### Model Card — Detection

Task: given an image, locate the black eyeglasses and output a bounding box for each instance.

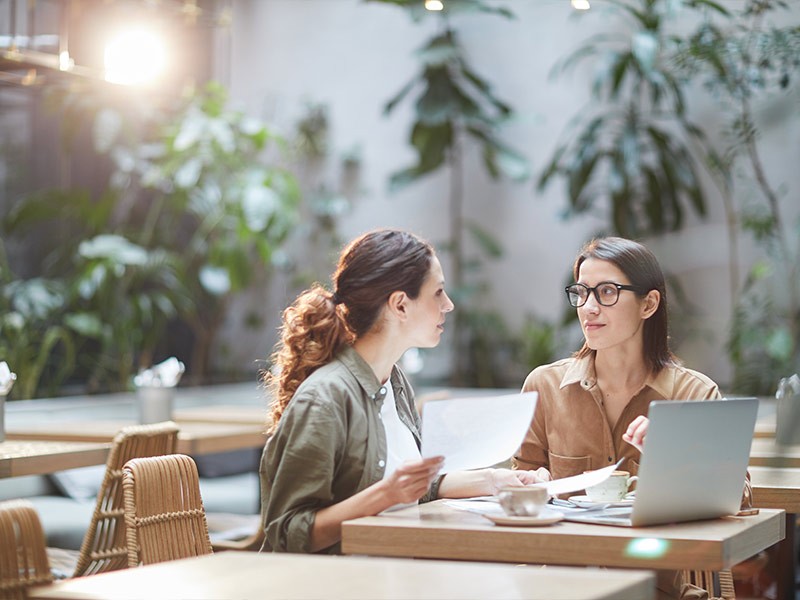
[565,282,640,307]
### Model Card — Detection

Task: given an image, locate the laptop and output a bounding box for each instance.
[563,397,758,527]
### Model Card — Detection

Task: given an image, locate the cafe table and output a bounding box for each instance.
[172,404,268,426]
[27,550,656,600]
[0,440,110,478]
[749,438,800,469]
[750,466,800,600]
[342,499,784,572]
[6,421,266,456]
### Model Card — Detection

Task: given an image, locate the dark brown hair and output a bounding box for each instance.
[573,237,675,373]
[266,229,434,428]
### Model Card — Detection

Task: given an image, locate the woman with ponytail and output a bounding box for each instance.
[260,228,547,554]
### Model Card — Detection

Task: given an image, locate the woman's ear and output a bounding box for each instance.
[387,290,409,321]
[641,290,660,320]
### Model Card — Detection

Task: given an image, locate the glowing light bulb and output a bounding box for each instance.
[104,30,166,86]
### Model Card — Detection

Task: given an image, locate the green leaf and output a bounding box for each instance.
[466,222,503,259]
[384,78,418,115]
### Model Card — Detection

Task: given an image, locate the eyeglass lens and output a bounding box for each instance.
[567,283,622,307]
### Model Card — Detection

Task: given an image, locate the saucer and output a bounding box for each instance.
[567,495,634,508]
[483,508,564,527]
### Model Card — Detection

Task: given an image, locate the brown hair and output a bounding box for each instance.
[573,237,675,373]
[266,229,434,428]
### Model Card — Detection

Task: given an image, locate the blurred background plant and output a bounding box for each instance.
[2,82,299,394]
[673,0,800,393]
[369,0,534,386]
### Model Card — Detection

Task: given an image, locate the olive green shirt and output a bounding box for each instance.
[513,354,721,479]
[259,345,440,554]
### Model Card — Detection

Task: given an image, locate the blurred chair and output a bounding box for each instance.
[122,454,212,567]
[0,499,54,599]
[48,421,180,578]
[681,568,736,600]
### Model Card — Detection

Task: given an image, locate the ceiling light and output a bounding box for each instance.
[425,0,444,11]
[571,0,591,10]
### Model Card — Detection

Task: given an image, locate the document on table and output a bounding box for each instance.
[543,460,622,496]
[421,391,537,473]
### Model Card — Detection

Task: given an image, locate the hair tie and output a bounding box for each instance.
[331,292,343,306]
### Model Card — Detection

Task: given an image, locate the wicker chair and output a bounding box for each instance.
[0,499,54,599]
[122,454,213,567]
[51,421,180,578]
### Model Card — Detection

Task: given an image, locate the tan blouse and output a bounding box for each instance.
[512,354,721,480]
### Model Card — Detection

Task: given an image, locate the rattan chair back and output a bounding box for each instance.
[122,454,212,567]
[0,499,54,599]
[71,421,180,577]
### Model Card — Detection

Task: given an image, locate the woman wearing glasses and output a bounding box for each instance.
[513,236,721,481]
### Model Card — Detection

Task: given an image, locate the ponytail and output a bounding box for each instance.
[265,285,353,430]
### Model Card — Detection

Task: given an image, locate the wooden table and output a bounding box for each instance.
[6,421,266,456]
[342,500,784,572]
[750,438,800,468]
[27,550,656,600]
[0,440,110,478]
[750,466,800,600]
[173,404,268,426]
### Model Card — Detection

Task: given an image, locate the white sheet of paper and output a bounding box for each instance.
[544,460,623,496]
[421,391,537,474]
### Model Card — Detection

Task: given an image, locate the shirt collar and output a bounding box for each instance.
[560,352,672,397]
[337,345,395,402]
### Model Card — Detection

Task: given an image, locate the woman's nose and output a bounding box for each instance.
[443,293,455,312]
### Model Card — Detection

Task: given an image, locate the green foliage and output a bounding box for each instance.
[384,28,529,190]
[539,0,720,238]
[373,0,531,385]
[2,82,299,394]
[672,0,800,393]
[0,240,75,399]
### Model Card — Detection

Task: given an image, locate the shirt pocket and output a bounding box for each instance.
[547,451,591,479]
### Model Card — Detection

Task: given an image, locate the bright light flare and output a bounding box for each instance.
[571,0,591,10]
[624,537,670,559]
[425,0,444,11]
[104,29,166,86]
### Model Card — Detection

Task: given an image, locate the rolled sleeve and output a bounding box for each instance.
[261,395,342,553]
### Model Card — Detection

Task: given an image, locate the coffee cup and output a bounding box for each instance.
[497,485,549,517]
[584,470,637,502]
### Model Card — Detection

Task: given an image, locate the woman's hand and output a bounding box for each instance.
[623,416,649,452]
[384,456,444,505]
[488,467,550,494]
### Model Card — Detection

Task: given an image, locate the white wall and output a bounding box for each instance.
[218,0,800,389]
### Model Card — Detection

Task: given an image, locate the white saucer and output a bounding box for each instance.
[567,495,634,508]
[483,508,564,527]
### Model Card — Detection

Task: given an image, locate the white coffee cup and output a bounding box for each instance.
[584,470,637,503]
[498,485,549,517]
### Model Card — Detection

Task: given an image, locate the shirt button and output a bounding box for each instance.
[379,387,386,396]
[378,460,386,468]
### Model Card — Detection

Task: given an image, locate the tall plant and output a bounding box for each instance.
[674,0,800,393]
[369,0,530,385]
[538,0,728,238]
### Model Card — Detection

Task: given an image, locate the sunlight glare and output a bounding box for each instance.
[104,29,166,86]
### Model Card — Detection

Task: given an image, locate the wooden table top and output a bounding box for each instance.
[749,438,800,469]
[0,440,110,478]
[27,550,656,600]
[173,404,268,426]
[342,500,784,572]
[6,421,266,456]
[750,466,800,513]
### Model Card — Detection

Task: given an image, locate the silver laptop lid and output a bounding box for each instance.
[630,397,758,526]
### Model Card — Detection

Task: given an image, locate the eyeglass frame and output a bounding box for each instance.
[564,281,642,308]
